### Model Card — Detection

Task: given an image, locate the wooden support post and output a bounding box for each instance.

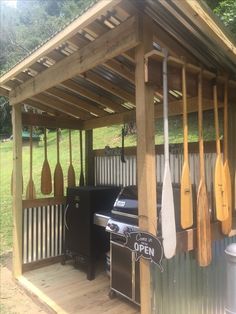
[228,101,236,211]
[135,18,157,314]
[85,130,94,186]
[12,104,23,278]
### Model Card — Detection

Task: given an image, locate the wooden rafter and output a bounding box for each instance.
[60,80,125,113]
[9,16,140,105]
[0,0,123,86]
[83,96,223,130]
[22,112,82,130]
[31,93,92,120]
[24,99,62,116]
[45,87,107,117]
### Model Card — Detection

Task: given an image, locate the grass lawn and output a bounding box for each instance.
[0,111,221,255]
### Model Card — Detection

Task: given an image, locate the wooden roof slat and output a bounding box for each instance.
[0,0,123,85]
[24,99,62,116]
[31,93,92,120]
[46,87,107,117]
[0,87,9,97]
[10,16,140,106]
[22,112,82,130]
[60,80,125,113]
[83,96,223,130]
[81,71,135,103]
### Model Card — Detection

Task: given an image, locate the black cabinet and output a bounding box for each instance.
[64,186,120,280]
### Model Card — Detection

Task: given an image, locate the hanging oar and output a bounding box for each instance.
[213,80,228,221]
[161,48,176,259]
[67,130,76,187]
[196,70,211,266]
[26,126,36,200]
[121,126,126,163]
[54,129,64,197]
[221,78,232,234]
[41,128,52,194]
[79,130,85,186]
[180,62,193,229]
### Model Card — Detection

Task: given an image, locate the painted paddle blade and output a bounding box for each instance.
[26,179,36,200]
[161,164,176,259]
[180,162,193,229]
[41,160,52,194]
[197,180,212,266]
[214,155,228,221]
[54,163,64,197]
[67,164,76,188]
[221,160,232,234]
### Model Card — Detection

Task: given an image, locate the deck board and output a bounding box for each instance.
[20,262,140,314]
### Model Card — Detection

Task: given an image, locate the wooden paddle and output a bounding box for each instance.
[213,80,228,221]
[161,48,176,259]
[180,62,193,229]
[221,78,232,234]
[79,130,85,186]
[54,129,64,197]
[26,126,36,200]
[67,130,76,187]
[196,71,211,266]
[41,128,52,194]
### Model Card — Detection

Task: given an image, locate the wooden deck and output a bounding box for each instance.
[18,261,140,314]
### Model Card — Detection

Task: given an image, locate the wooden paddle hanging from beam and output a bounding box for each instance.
[196,70,212,266]
[180,62,193,229]
[26,126,36,200]
[67,130,76,187]
[41,128,52,194]
[79,130,85,186]
[161,49,176,259]
[213,80,228,222]
[54,129,64,197]
[221,78,232,234]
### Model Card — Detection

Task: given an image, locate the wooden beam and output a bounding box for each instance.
[85,130,94,185]
[135,17,156,314]
[0,87,9,97]
[81,71,135,103]
[24,99,63,116]
[31,93,92,120]
[60,80,125,113]
[179,1,236,60]
[10,16,140,105]
[0,0,123,85]
[12,104,23,278]
[83,96,223,130]
[22,113,82,130]
[46,87,107,117]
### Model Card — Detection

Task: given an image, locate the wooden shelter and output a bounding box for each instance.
[1,1,236,313]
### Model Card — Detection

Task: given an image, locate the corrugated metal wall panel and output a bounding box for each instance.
[151,236,236,314]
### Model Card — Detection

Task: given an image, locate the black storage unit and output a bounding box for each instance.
[63,186,120,280]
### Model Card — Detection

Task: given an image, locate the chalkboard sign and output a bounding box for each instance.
[124,231,164,271]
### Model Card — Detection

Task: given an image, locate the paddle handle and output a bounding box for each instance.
[30,126,33,180]
[44,128,47,160]
[57,129,60,163]
[224,77,228,160]
[80,130,83,169]
[163,48,169,161]
[182,62,188,161]
[69,130,72,165]
[198,70,205,180]
[213,82,221,155]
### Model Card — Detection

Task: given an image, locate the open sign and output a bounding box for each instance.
[124,231,164,271]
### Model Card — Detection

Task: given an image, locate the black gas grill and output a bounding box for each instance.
[105,183,182,305]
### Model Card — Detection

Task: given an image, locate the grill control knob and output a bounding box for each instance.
[124,226,133,234]
[109,223,119,233]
